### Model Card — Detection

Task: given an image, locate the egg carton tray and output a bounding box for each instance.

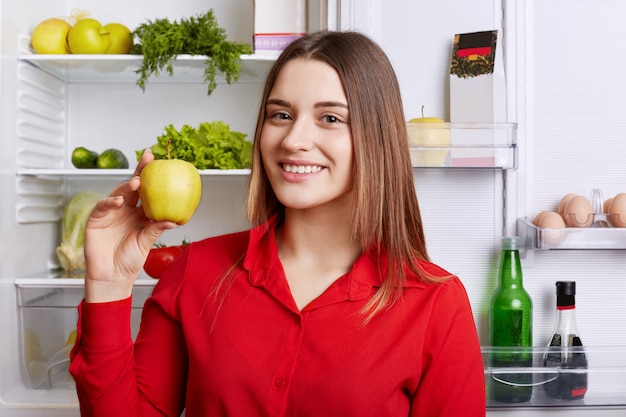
[518,217,626,250]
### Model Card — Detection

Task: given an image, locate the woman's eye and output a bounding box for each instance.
[322,114,340,123]
[270,111,291,120]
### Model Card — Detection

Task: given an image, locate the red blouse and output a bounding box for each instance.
[70,218,486,416]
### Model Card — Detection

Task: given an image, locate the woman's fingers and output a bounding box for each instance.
[134,148,155,176]
[140,219,178,250]
[102,176,141,209]
[125,149,154,208]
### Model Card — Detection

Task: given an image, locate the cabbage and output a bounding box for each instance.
[55,191,104,277]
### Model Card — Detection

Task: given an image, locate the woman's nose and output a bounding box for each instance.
[280,118,314,152]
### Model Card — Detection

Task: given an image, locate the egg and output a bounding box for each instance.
[532,210,551,227]
[604,197,613,215]
[535,210,566,246]
[558,193,578,216]
[536,211,566,229]
[562,195,594,227]
[607,193,626,227]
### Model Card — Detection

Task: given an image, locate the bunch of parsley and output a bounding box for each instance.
[130,10,252,95]
[138,121,252,170]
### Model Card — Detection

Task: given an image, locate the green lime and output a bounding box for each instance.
[71,147,99,169]
[96,148,129,169]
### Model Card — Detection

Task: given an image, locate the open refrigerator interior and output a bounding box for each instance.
[0,0,279,413]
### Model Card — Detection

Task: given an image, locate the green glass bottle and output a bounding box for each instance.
[488,236,533,403]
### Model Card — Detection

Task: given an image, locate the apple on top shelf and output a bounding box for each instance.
[31,12,133,55]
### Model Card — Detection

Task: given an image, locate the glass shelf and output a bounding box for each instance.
[19,53,275,84]
[17,36,275,84]
[407,122,517,169]
[16,168,251,179]
[483,345,626,408]
[518,217,626,250]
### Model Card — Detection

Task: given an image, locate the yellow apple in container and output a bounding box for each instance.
[139,143,202,225]
[407,106,451,167]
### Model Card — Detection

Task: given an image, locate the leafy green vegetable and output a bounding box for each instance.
[130,10,252,95]
[138,121,252,170]
[56,191,105,277]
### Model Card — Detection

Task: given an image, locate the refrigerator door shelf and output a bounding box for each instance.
[483,345,626,408]
[407,122,517,169]
[518,218,626,250]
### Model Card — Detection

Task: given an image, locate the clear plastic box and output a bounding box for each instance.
[15,278,155,389]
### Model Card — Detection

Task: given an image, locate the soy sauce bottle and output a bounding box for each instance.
[543,281,588,400]
[488,237,533,403]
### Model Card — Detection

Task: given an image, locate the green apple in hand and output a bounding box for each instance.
[139,151,202,225]
[407,105,451,167]
[67,18,110,54]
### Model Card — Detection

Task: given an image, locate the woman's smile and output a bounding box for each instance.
[282,163,324,174]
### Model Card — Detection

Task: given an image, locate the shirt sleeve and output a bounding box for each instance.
[69,257,189,416]
[69,298,139,416]
[410,278,486,417]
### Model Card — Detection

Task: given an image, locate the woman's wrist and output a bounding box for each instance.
[84,278,134,303]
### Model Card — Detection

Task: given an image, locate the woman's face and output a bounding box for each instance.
[260,58,354,213]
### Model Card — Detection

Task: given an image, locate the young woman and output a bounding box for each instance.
[70,31,485,416]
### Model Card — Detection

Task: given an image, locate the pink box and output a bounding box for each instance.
[254,0,306,56]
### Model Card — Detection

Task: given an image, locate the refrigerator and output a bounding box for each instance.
[1,0,626,415]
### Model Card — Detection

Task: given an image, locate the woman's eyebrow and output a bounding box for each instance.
[265,98,348,110]
[314,101,348,109]
[266,98,290,107]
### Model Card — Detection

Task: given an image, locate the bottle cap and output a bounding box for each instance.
[501,236,520,250]
[556,281,576,307]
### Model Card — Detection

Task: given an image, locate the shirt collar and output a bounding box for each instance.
[242,215,428,305]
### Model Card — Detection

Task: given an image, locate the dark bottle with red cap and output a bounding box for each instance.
[542,281,588,400]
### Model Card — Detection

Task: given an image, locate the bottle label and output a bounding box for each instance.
[543,334,588,400]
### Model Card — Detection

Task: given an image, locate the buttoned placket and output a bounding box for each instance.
[243,219,382,415]
[245,232,306,416]
[265,311,303,416]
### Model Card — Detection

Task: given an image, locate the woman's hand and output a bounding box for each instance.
[84,149,177,303]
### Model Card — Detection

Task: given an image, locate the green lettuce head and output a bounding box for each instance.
[55,191,104,277]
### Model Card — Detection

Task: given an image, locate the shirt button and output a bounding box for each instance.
[275,378,287,388]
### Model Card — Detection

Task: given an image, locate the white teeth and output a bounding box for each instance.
[283,164,322,174]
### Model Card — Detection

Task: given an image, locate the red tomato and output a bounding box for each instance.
[143,245,184,279]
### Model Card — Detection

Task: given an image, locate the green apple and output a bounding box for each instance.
[139,159,202,225]
[104,23,133,54]
[31,18,72,54]
[407,106,451,167]
[67,18,110,54]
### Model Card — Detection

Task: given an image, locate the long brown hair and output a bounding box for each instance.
[244,31,438,320]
